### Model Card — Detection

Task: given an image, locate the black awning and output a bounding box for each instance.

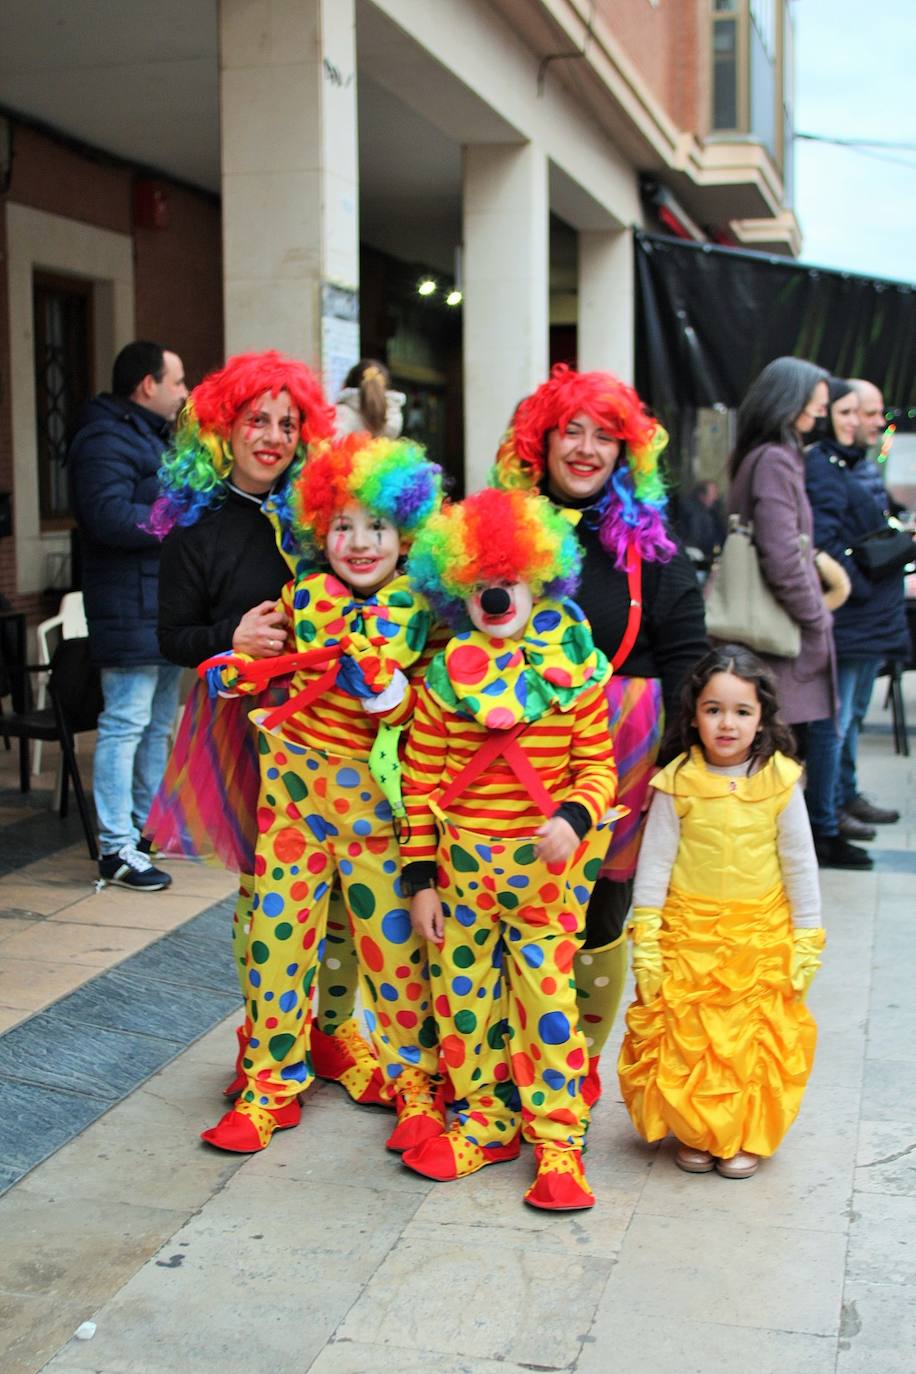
[634,230,916,415]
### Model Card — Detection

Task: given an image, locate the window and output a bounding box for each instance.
[710,0,786,156]
[33,273,93,524]
[712,11,740,131]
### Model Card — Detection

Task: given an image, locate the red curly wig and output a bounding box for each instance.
[190,350,334,444]
[500,364,661,485]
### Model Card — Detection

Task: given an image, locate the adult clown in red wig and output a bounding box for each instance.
[148,351,386,1108]
[492,365,707,1103]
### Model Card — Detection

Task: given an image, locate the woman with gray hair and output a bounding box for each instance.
[726,357,870,870]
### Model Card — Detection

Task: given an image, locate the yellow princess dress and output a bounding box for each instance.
[617,748,823,1160]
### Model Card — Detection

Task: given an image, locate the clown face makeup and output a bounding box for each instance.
[229,389,301,494]
[327,501,404,596]
[467,581,534,639]
[545,410,621,502]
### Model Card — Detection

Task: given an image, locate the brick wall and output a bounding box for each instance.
[0,122,223,612]
[134,184,223,391]
[595,0,704,136]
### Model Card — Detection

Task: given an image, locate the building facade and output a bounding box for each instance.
[0,0,797,614]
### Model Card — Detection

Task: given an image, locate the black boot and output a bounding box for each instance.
[813,833,874,870]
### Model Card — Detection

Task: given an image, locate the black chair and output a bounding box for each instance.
[878,603,916,758]
[0,636,102,858]
[0,603,28,751]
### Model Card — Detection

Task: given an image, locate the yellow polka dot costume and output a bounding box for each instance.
[198,435,447,1155]
[400,488,622,1210]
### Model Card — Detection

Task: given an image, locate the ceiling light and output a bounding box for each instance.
[446,289,463,306]
[418,278,436,296]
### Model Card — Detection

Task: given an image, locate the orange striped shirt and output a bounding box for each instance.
[401,681,617,862]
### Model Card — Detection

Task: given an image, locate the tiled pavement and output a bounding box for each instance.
[0,688,914,1374]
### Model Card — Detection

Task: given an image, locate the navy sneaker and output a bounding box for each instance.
[98,843,172,891]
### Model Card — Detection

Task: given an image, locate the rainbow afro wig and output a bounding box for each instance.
[293,433,443,554]
[149,350,335,537]
[491,364,675,569]
[408,487,581,626]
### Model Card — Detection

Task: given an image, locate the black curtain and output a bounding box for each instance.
[635,229,916,417]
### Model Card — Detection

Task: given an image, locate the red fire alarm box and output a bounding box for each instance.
[133,179,170,230]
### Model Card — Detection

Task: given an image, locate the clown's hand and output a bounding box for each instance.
[630,907,664,1003]
[361,668,408,714]
[410,889,445,947]
[535,815,579,866]
[791,927,826,998]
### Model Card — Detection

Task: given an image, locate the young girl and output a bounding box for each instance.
[618,645,825,1178]
[400,488,620,1210]
[199,433,446,1155]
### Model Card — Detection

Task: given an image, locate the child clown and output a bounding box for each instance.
[199,434,446,1155]
[399,487,620,1210]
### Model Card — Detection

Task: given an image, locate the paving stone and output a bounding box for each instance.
[0,1008,182,1100]
[189,1171,423,1283]
[115,926,238,995]
[0,1186,185,1306]
[335,1234,613,1368]
[0,1293,91,1374]
[41,1227,364,1374]
[847,1190,916,1286]
[0,1159,23,1190]
[595,1210,846,1335]
[406,1147,644,1260]
[0,1080,109,1177]
[53,890,221,932]
[854,1119,916,1197]
[53,967,239,1041]
[0,918,151,967]
[308,1345,542,1374]
[860,1058,916,1122]
[837,1280,916,1373]
[577,1311,837,1374]
[633,1083,858,1235]
[0,956,96,1013]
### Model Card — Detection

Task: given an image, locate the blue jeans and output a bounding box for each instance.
[94,664,183,854]
[803,714,841,837]
[836,657,881,810]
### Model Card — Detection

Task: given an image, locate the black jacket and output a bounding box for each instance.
[563,511,708,722]
[67,395,170,666]
[805,438,910,662]
[158,488,293,667]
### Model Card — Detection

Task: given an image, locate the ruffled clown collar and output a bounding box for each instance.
[291,571,430,694]
[426,597,609,728]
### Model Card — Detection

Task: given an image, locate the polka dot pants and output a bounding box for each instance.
[239,729,438,1112]
[431,815,609,1151]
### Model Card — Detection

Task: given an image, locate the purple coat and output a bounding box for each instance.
[727,442,835,725]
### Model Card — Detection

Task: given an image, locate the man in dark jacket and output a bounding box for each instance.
[69,341,187,889]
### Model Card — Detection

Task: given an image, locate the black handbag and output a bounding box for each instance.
[847,524,916,581]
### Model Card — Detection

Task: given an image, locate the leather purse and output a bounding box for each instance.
[847,524,916,581]
[705,514,802,658]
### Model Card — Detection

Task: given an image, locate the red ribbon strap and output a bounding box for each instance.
[610,544,643,671]
[438,719,558,819]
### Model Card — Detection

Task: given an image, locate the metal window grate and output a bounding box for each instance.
[33,273,93,523]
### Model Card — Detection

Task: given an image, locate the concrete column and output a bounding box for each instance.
[463,143,549,491]
[219,0,359,395]
[577,228,633,382]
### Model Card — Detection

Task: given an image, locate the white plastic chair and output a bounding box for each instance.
[32,591,88,774]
